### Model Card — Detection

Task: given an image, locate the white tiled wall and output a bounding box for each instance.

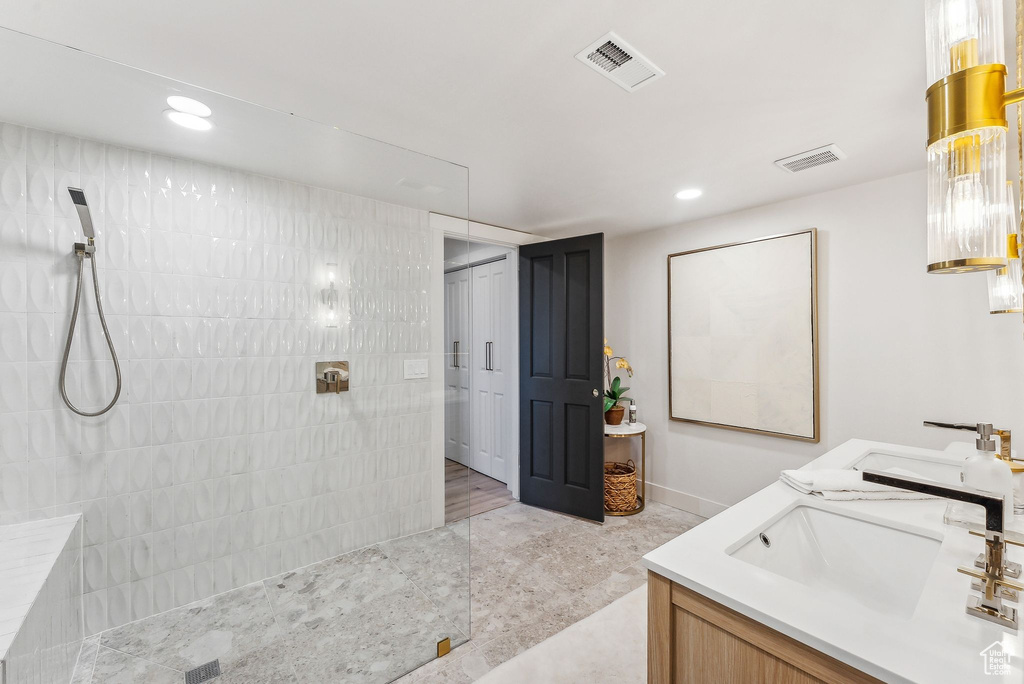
[0,122,437,634]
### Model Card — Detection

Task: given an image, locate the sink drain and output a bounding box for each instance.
[759,532,771,548]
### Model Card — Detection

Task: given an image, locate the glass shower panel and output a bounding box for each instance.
[0,26,469,684]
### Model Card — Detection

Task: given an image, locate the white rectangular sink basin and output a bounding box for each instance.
[728,504,942,619]
[849,450,962,485]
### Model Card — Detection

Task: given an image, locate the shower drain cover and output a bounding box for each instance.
[185,660,221,683]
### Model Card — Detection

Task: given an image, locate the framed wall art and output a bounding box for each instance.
[667,229,818,442]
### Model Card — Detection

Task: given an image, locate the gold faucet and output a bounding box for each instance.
[958,533,1024,617]
[996,428,1013,462]
[924,422,1018,463]
[863,469,1023,630]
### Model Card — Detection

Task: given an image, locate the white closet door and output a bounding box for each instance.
[487,257,510,484]
[469,258,510,483]
[470,263,495,478]
[444,269,470,467]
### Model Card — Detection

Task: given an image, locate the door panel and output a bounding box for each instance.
[444,269,470,467]
[564,403,592,488]
[488,259,509,483]
[519,233,604,522]
[471,264,493,477]
[467,257,511,483]
[529,255,553,377]
[492,390,506,482]
[529,399,554,480]
[564,250,591,380]
[444,271,457,460]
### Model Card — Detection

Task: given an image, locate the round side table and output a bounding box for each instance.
[604,421,646,516]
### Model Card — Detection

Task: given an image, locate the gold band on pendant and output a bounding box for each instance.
[927,257,1008,274]
[926,64,1008,147]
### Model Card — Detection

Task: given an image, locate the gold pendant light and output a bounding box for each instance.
[925,0,1010,274]
[925,0,1024,333]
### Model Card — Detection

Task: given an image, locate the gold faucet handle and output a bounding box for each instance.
[994,427,1024,464]
[969,529,1024,548]
[958,565,1024,593]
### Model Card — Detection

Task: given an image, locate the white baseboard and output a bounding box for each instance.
[646,482,729,519]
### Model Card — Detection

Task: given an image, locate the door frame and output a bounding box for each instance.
[431,213,548,509]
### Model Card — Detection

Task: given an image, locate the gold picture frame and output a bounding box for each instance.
[667,229,819,442]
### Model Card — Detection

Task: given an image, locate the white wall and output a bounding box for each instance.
[605,171,1024,515]
[0,122,440,635]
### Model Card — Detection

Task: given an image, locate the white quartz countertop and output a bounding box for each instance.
[0,515,80,660]
[642,439,1024,684]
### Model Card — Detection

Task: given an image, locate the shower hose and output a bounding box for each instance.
[58,249,122,417]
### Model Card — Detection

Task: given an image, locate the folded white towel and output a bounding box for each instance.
[779,468,934,501]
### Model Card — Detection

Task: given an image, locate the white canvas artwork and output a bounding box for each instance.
[668,229,818,441]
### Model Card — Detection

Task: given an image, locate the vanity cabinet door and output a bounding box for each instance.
[648,572,882,684]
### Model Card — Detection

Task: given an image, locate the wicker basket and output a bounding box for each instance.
[604,460,637,512]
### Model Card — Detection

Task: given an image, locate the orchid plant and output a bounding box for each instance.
[603,338,633,413]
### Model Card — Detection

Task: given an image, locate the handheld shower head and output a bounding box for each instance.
[67,187,95,240]
[60,185,122,417]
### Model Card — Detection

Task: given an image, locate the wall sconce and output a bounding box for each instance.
[321,262,339,328]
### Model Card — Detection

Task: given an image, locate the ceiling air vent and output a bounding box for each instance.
[774,144,847,173]
[575,32,665,92]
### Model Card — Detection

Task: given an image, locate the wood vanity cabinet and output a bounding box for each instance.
[647,572,883,684]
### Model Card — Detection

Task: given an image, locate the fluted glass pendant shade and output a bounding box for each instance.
[927,129,1008,272]
[925,0,1003,83]
[925,0,1008,274]
[988,183,1023,313]
[987,262,1023,312]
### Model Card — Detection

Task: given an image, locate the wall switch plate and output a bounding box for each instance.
[404,359,428,380]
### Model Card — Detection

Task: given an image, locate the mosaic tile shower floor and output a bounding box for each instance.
[70,501,703,683]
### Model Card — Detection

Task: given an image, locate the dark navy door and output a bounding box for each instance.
[518,233,604,522]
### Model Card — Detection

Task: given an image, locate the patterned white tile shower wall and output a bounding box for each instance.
[0,122,438,635]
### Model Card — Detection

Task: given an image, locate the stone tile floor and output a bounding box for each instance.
[474,586,647,684]
[398,502,704,683]
[70,501,703,683]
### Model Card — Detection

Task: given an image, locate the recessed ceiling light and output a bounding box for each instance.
[166,96,212,118]
[675,188,702,200]
[165,110,213,131]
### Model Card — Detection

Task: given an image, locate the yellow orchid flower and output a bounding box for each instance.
[604,345,614,357]
[616,358,630,370]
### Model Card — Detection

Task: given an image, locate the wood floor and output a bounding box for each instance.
[445,459,515,523]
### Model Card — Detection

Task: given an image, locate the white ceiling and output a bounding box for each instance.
[1,1,927,237]
[0,29,469,217]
